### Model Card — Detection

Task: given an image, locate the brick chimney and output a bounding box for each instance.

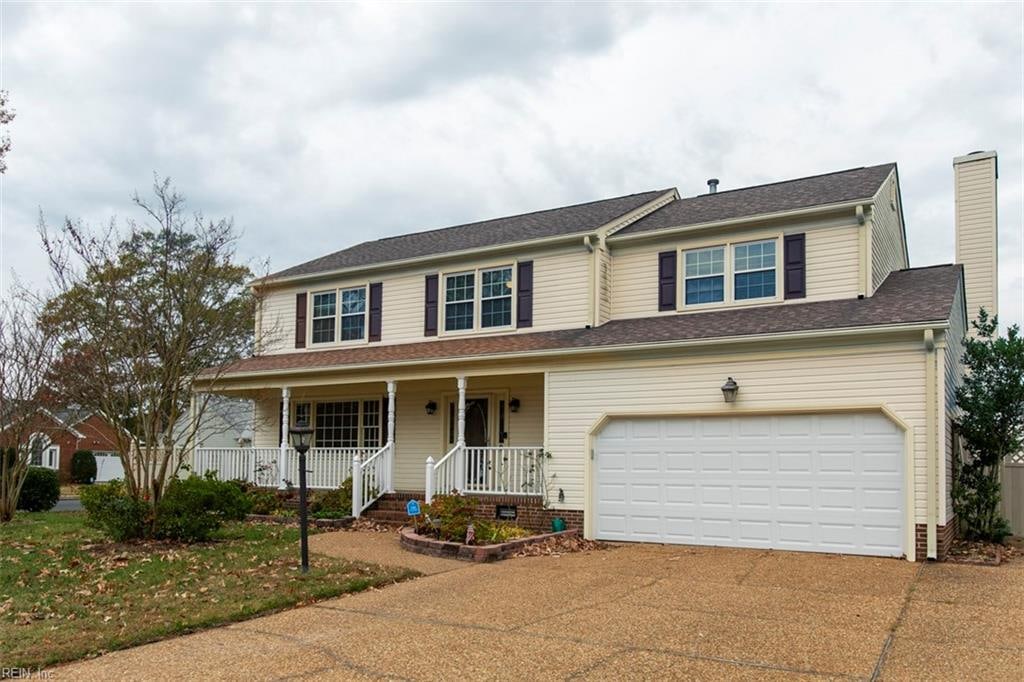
[954,150,998,333]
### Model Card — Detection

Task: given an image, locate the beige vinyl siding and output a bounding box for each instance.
[609,220,861,319]
[545,340,928,520]
[942,280,967,522]
[257,245,592,354]
[252,374,544,491]
[955,155,999,324]
[870,172,908,292]
[597,246,612,325]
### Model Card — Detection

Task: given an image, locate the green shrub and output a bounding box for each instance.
[70,450,98,484]
[414,494,478,542]
[472,520,531,544]
[16,467,61,512]
[247,488,282,515]
[311,509,349,519]
[154,473,253,542]
[80,480,149,540]
[311,477,353,516]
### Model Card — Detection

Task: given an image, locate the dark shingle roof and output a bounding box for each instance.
[217,264,961,377]
[614,163,896,237]
[270,190,671,280]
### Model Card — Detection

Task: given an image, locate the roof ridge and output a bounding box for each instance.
[685,162,896,199]
[370,188,672,244]
[896,263,958,272]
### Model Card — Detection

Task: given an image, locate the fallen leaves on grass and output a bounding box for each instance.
[345,518,396,533]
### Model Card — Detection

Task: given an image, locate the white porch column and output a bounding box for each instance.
[352,453,363,517]
[386,380,396,492]
[455,376,466,492]
[278,387,290,490]
[425,457,435,504]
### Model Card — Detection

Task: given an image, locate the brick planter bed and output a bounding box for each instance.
[247,513,354,530]
[399,526,580,563]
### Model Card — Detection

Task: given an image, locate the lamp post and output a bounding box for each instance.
[288,424,314,573]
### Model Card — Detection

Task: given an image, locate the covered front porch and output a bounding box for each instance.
[192,372,547,516]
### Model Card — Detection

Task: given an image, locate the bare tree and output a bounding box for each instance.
[0,90,14,174]
[0,295,58,522]
[39,177,266,520]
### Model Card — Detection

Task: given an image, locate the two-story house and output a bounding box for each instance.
[195,150,1001,562]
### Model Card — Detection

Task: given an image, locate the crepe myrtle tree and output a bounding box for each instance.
[953,309,1024,542]
[0,295,58,522]
[39,176,269,521]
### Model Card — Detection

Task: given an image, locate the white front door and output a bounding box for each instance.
[45,445,60,470]
[593,413,905,557]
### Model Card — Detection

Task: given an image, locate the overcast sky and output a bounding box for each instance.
[1,2,1022,329]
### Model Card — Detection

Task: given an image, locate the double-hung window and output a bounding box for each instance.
[684,246,725,305]
[445,272,475,331]
[733,240,777,300]
[480,267,512,328]
[311,291,336,343]
[340,287,367,341]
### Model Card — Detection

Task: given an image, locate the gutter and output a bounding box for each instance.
[197,319,949,385]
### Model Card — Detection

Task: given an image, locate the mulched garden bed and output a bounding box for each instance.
[400,526,581,562]
[512,534,611,557]
[945,538,1021,566]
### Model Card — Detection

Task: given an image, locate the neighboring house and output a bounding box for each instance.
[194,150,1001,562]
[175,396,254,449]
[0,406,122,482]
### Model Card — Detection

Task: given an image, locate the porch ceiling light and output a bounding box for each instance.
[721,377,739,403]
[425,400,438,416]
[509,398,521,413]
[288,425,314,453]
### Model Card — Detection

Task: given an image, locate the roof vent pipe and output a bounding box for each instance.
[707,178,719,194]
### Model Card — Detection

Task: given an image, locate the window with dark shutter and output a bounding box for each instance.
[368,282,383,342]
[295,293,307,348]
[516,260,533,328]
[658,251,677,311]
[424,274,439,336]
[783,233,806,299]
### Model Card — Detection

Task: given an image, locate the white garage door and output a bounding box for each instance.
[594,413,905,557]
[94,452,125,482]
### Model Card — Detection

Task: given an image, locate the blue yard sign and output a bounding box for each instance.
[406,499,421,516]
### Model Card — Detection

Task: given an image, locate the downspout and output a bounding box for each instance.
[584,235,596,327]
[924,329,938,559]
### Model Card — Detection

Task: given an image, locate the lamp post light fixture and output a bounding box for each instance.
[288,424,314,574]
[721,377,739,403]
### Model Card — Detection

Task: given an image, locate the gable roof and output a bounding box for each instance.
[269,189,671,281]
[214,264,961,377]
[614,163,896,237]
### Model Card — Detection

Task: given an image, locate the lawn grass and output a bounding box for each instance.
[0,512,418,669]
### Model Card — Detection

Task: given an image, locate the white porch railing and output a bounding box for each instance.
[352,443,392,516]
[426,446,545,502]
[193,447,374,490]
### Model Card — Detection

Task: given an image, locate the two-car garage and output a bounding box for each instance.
[593,412,906,557]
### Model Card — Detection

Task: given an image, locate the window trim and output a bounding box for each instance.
[438,261,517,336]
[306,283,370,348]
[677,234,782,311]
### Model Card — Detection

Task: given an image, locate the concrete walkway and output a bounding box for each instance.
[57,536,1024,680]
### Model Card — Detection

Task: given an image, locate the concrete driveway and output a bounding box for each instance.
[59,535,1024,680]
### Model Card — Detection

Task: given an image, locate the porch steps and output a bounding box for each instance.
[361,492,425,524]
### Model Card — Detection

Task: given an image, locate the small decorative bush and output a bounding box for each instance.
[472,520,531,544]
[414,494,479,542]
[70,449,97,484]
[80,480,149,540]
[247,488,283,515]
[154,473,253,542]
[16,467,61,512]
[311,477,353,516]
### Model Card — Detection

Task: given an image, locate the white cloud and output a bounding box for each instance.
[1,1,1021,328]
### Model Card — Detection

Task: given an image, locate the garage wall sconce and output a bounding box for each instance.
[721,377,739,403]
[509,398,521,413]
[424,400,438,415]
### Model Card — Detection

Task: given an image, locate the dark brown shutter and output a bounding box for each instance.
[658,251,677,311]
[295,293,307,348]
[424,274,439,336]
[368,282,383,342]
[784,233,806,299]
[516,260,534,328]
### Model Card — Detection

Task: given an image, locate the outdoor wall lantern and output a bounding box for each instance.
[509,398,521,413]
[721,377,739,403]
[424,400,438,415]
[288,424,314,574]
